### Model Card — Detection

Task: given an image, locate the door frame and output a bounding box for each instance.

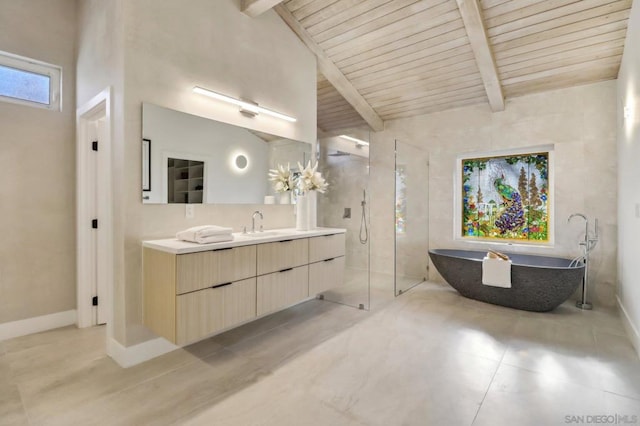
[76,87,113,331]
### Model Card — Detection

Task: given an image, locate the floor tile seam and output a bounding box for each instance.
[168,365,276,425]
[470,345,507,426]
[218,320,297,351]
[219,304,368,351]
[74,352,218,403]
[9,352,119,393]
[497,358,622,395]
[602,389,640,402]
[216,301,349,349]
[23,348,253,424]
[170,382,305,426]
[16,381,33,426]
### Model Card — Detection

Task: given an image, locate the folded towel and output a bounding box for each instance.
[482,257,512,288]
[194,234,234,245]
[176,225,233,244]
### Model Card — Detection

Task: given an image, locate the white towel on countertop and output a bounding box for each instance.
[189,234,234,245]
[482,257,512,288]
[176,225,233,244]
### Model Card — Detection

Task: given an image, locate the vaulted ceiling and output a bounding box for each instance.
[242,0,632,133]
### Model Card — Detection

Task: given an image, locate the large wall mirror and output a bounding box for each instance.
[142,103,312,204]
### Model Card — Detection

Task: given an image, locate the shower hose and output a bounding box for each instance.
[359,193,368,244]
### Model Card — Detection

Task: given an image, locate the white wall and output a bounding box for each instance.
[0,0,77,325]
[121,0,316,346]
[372,81,618,306]
[617,0,640,353]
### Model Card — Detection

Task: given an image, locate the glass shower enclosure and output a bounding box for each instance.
[395,140,429,295]
[315,135,370,310]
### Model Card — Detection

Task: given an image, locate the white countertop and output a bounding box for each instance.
[142,227,346,254]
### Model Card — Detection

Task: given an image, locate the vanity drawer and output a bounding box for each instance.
[176,277,256,345]
[256,265,309,316]
[256,238,309,275]
[309,256,345,295]
[176,245,257,294]
[309,233,345,263]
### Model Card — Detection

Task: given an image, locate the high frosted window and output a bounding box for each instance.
[0,51,61,110]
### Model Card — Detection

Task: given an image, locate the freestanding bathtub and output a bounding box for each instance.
[428,249,585,312]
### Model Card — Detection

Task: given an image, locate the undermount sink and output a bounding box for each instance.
[235,231,287,239]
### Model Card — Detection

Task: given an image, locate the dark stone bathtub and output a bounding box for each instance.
[428,249,585,312]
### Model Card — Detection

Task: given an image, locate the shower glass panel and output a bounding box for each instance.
[315,136,370,310]
[395,140,429,296]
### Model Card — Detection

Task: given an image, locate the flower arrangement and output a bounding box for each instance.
[268,163,295,193]
[297,161,328,194]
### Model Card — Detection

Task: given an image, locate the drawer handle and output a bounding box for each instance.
[213,247,233,252]
[324,257,335,262]
[278,239,294,243]
[210,282,233,289]
[279,267,293,273]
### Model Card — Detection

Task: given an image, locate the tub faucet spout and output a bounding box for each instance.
[567,213,587,223]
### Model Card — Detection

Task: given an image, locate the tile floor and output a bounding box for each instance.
[1,281,639,426]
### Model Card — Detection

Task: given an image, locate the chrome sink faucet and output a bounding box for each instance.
[251,210,263,233]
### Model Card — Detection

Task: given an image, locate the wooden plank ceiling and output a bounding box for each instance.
[275,0,631,133]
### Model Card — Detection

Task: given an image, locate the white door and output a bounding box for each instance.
[95,117,108,325]
[87,118,107,325]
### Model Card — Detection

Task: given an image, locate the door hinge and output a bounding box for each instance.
[92,141,98,151]
[92,296,98,306]
[91,219,98,229]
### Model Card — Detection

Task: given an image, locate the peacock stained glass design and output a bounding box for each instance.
[462,152,549,242]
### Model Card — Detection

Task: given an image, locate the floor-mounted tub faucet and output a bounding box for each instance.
[567,213,599,310]
[252,210,263,233]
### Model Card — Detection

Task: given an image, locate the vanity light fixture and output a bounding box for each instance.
[193,86,296,122]
[339,134,369,147]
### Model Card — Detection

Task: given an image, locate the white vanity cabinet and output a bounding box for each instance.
[143,228,345,346]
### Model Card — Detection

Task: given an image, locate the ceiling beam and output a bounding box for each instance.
[274,4,385,132]
[456,0,505,112]
[242,0,283,18]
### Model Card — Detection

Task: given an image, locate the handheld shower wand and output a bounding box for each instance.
[359,189,368,244]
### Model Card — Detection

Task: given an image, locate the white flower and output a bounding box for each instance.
[297,161,328,194]
[268,163,294,193]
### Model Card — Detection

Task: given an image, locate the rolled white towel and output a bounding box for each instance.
[176,225,233,244]
[482,257,512,288]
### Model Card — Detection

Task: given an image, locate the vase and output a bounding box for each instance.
[307,190,317,230]
[278,191,291,204]
[295,191,317,231]
[296,194,309,230]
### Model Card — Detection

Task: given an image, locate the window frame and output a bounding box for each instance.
[453,145,555,247]
[0,50,62,111]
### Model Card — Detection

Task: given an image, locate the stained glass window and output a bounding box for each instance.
[461,152,550,242]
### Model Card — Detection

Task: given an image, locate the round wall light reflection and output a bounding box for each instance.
[235,154,248,170]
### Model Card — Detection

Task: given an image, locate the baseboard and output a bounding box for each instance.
[617,296,640,359]
[107,336,178,368]
[0,310,77,341]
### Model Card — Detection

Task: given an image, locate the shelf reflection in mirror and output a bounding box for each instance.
[141,103,312,204]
